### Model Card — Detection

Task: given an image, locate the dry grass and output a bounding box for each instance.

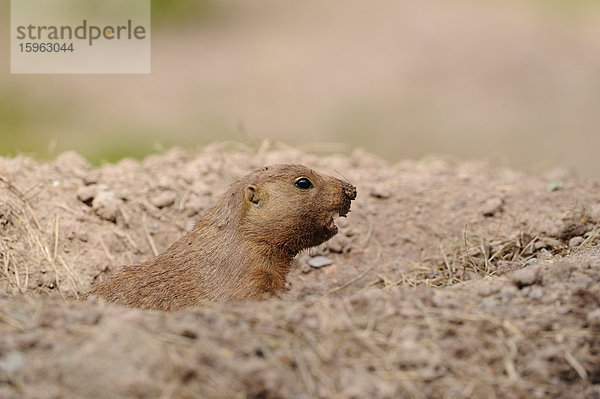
[388,228,543,289]
[0,176,82,297]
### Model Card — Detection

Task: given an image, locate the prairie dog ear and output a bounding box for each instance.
[245,185,261,206]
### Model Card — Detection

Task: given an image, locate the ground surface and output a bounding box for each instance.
[0,145,599,398]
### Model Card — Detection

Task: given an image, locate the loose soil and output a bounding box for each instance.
[1,144,599,398]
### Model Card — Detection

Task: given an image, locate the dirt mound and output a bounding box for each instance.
[1,145,599,398]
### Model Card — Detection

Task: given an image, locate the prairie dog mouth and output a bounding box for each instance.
[325,212,340,233]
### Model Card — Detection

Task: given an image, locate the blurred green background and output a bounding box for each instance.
[2,0,600,176]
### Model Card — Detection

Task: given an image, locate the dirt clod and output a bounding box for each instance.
[91,189,121,222]
[326,233,352,253]
[481,197,503,216]
[150,191,177,209]
[511,265,541,288]
[370,183,392,199]
[76,185,96,205]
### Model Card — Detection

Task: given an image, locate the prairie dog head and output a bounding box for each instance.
[238,164,356,254]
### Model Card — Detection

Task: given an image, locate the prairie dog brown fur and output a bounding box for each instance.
[83,164,357,311]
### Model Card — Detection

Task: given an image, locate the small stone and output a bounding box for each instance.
[568,236,585,249]
[511,265,541,288]
[496,260,521,274]
[150,191,177,209]
[83,171,99,185]
[545,181,564,192]
[335,218,357,237]
[524,258,539,266]
[536,249,553,261]
[92,190,121,222]
[327,234,351,253]
[370,183,392,199]
[481,197,503,217]
[308,256,333,268]
[307,244,327,257]
[538,218,564,238]
[587,308,600,327]
[76,185,97,205]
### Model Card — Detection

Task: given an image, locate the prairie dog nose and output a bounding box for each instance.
[343,181,357,200]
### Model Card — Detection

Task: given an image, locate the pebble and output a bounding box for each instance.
[545,181,564,192]
[533,237,562,252]
[92,190,121,222]
[307,244,327,257]
[76,185,97,205]
[370,183,392,199]
[150,191,177,209]
[481,197,503,217]
[308,256,333,268]
[524,258,539,266]
[328,234,351,253]
[83,170,99,185]
[511,265,541,288]
[536,249,553,261]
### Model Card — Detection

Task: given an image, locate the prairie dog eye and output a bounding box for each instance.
[294,177,313,190]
